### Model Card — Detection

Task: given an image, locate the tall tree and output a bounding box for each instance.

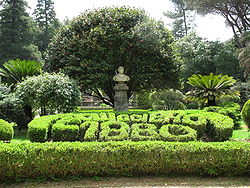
[176,32,242,90]
[45,7,179,107]
[186,0,250,47]
[33,0,60,56]
[238,32,250,79]
[0,0,41,65]
[164,0,195,38]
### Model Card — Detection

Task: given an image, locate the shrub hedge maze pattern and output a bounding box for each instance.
[28,110,234,142]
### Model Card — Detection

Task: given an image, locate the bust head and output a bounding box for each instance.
[118,66,124,74]
[113,66,130,83]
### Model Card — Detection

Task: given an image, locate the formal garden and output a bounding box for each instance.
[0,1,250,185]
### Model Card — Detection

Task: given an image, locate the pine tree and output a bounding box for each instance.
[33,0,60,56]
[164,0,195,39]
[0,0,41,65]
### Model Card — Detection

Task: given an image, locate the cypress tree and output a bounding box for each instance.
[0,0,41,65]
[33,0,60,56]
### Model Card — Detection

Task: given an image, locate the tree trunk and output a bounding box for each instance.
[207,96,216,106]
[21,104,33,130]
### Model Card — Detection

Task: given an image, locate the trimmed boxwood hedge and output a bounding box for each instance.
[0,119,14,141]
[159,124,197,142]
[27,110,234,142]
[1,141,250,181]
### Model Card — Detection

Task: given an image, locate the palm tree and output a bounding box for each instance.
[186,73,239,106]
[0,59,42,85]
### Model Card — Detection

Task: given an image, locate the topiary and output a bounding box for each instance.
[0,119,14,141]
[242,99,250,129]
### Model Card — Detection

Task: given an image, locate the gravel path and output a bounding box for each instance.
[1,176,250,188]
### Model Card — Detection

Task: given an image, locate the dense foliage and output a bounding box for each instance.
[33,0,60,56]
[238,32,250,78]
[151,89,186,110]
[45,7,179,106]
[176,33,242,88]
[0,119,14,141]
[187,73,239,106]
[204,102,241,129]
[27,110,234,142]
[0,84,26,130]
[1,141,250,181]
[242,99,250,129]
[15,72,81,116]
[0,0,41,65]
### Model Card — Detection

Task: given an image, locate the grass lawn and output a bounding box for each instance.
[230,120,250,140]
[12,129,30,143]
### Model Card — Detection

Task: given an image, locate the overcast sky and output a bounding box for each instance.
[27,0,234,41]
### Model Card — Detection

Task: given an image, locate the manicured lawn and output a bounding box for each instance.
[231,121,250,140]
[12,129,30,143]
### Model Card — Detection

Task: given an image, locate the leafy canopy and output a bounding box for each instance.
[187,73,239,106]
[15,72,81,115]
[175,32,242,90]
[45,6,179,106]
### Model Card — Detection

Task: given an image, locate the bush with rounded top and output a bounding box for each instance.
[0,119,14,141]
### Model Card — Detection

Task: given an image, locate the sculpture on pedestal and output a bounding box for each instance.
[113,66,130,111]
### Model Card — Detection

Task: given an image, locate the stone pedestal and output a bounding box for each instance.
[114,83,129,111]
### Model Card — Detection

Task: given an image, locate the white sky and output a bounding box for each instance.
[27,0,234,41]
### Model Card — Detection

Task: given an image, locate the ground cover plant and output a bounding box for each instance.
[27,110,234,142]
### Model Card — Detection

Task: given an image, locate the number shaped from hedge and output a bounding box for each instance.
[99,121,130,141]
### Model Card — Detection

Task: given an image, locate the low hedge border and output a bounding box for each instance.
[0,141,250,181]
[28,110,234,142]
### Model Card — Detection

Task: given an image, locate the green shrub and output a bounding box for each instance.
[99,121,130,141]
[205,112,234,141]
[79,121,99,141]
[117,114,130,123]
[0,119,14,141]
[52,123,79,141]
[27,110,234,142]
[0,84,26,130]
[99,113,116,122]
[130,114,148,123]
[181,114,207,138]
[131,123,159,141]
[1,141,250,181]
[151,89,187,110]
[204,104,241,129]
[28,115,60,142]
[159,124,197,142]
[242,99,250,129]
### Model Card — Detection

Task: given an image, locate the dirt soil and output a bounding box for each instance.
[1,176,250,188]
